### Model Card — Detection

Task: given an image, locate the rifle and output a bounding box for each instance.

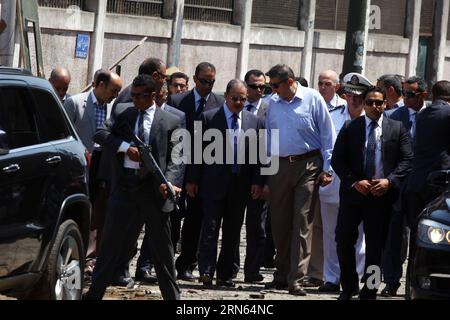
[132,133,179,213]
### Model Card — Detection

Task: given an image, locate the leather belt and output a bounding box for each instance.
[280,149,321,163]
[123,167,140,175]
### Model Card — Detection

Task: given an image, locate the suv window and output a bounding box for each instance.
[31,88,70,142]
[0,86,39,149]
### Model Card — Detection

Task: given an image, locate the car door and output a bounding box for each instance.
[0,83,58,277]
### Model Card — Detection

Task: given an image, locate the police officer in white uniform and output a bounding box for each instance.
[318,72,370,293]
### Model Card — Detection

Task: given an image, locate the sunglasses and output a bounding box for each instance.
[365,99,385,106]
[229,96,247,103]
[197,78,215,86]
[403,90,421,98]
[247,83,266,90]
[269,78,287,89]
[131,92,151,99]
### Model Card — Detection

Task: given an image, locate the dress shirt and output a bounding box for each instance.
[265,82,336,171]
[223,103,242,130]
[193,88,210,113]
[364,115,384,179]
[118,104,156,169]
[244,98,262,116]
[327,94,347,111]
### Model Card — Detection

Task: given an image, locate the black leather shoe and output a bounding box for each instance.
[264,281,288,290]
[301,276,324,288]
[318,282,340,293]
[380,282,401,297]
[111,275,134,287]
[177,270,197,282]
[337,289,359,300]
[216,279,236,288]
[289,285,307,296]
[198,274,213,287]
[244,274,264,283]
[135,270,158,284]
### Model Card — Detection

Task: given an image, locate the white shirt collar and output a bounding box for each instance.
[364,114,383,128]
[142,103,156,115]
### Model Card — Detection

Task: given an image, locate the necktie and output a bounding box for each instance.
[409,112,416,139]
[364,121,377,179]
[195,98,206,119]
[231,113,239,174]
[138,110,146,143]
[246,104,254,113]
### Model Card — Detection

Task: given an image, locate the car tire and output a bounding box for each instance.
[29,219,85,300]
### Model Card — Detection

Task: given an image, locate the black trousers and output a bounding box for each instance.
[85,173,180,300]
[244,199,268,277]
[175,195,203,273]
[336,196,391,297]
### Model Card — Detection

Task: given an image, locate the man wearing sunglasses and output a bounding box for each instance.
[168,71,189,95]
[167,62,225,282]
[263,64,335,296]
[112,57,168,114]
[331,86,413,300]
[376,74,404,110]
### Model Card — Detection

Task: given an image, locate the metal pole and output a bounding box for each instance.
[167,0,184,67]
[341,0,370,77]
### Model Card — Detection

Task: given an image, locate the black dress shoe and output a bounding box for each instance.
[301,276,324,288]
[198,274,213,287]
[380,282,401,297]
[111,275,134,287]
[244,274,264,283]
[289,286,307,296]
[318,282,340,293]
[264,281,288,290]
[177,270,197,282]
[216,279,236,288]
[337,289,359,300]
[135,270,158,284]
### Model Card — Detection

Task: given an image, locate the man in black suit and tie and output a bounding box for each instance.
[83,74,183,300]
[404,80,450,262]
[185,79,263,287]
[167,62,225,281]
[331,86,413,300]
[242,69,270,283]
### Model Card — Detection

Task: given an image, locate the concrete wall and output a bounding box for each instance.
[35,7,428,96]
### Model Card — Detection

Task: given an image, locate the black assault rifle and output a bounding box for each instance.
[132,133,179,213]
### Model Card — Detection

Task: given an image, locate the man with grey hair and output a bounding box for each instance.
[185,79,263,287]
[49,67,71,103]
[318,70,347,112]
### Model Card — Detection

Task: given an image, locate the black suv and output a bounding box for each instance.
[0,67,91,300]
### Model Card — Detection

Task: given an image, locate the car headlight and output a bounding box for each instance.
[418,219,450,245]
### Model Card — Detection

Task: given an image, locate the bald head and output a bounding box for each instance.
[318,69,340,103]
[49,67,71,102]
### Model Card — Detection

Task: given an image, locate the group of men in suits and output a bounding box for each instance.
[59,56,449,300]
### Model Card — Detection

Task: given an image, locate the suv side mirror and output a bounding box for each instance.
[427,170,450,189]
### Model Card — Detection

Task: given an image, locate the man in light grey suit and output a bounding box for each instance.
[242,69,271,283]
[63,69,123,273]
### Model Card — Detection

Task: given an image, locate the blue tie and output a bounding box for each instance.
[195,98,206,119]
[231,113,239,174]
[138,110,146,143]
[365,121,377,179]
[246,104,254,113]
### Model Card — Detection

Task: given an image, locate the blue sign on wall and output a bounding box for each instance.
[75,34,90,59]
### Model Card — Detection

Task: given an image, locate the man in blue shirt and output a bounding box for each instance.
[264,64,335,296]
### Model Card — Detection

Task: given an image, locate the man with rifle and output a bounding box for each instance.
[83,74,184,300]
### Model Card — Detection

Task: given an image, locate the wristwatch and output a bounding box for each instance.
[326,170,334,177]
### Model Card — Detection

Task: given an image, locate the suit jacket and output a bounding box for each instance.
[63,91,112,153]
[255,100,269,125]
[405,99,450,193]
[161,103,187,129]
[385,106,411,131]
[166,89,224,134]
[111,85,132,115]
[331,116,413,204]
[93,106,184,193]
[186,106,263,200]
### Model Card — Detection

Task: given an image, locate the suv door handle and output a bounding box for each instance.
[46,155,62,165]
[3,164,20,174]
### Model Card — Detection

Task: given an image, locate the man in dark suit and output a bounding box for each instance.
[185,79,263,287]
[380,76,428,296]
[331,86,413,300]
[112,57,167,112]
[166,62,225,281]
[404,80,450,263]
[241,69,270,283]
[83,74,183,300]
